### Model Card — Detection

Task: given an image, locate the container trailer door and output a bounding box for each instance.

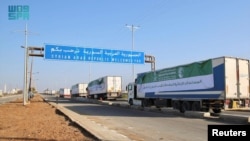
[225,57,238,99]
[237,59,250,98]
[107,76,121,93]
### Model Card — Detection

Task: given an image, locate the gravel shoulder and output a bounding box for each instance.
[0,94,97,141]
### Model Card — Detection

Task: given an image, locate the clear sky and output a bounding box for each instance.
[1,0,250,93]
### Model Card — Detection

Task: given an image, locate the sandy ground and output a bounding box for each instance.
[0,94,98,141]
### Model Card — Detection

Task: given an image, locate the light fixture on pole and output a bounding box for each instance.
[20,23,29,105]
[126,24,140,81]
[19,24,39,105]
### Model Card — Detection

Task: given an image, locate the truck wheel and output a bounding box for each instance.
[142,99,149,107]
[154,99,167,108]
[212,109,221,113]
[191,102,201,111]
[180,101,190,113]
[180,105,185,113]
[173,101,180,110]
[129,99,133,105]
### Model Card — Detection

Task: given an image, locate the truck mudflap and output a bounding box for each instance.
[202,100,224,113]
[224,99,250,109]
[107,92,122,100]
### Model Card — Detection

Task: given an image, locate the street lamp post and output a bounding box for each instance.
[19,24,38,105]
[21,45,28,105]
[21,24,29,105]
[126,24,140,81]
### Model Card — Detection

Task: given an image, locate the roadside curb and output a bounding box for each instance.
[43,98,131,141]
[219,114,250,124]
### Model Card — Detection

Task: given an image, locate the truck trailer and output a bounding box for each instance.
[126,56,250,113]
[71,83,88,97]
[87,76,122,100]
[59,88,71,98]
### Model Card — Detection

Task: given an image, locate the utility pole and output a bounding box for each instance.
[20,24,38,105]
[126,24,140,81]
[18,24,29,105]
[28,49,33,97]
[24,23,28,105]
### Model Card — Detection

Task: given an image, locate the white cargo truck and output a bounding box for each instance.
[71,83,88,97]
[49,90,56,95]
[59,88,71,98]
[87,76,122,100]
[126,56,250,113]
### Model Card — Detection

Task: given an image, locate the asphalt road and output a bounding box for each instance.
[43,95,244,141]
[0,94,22,105]
[1,94,249,140]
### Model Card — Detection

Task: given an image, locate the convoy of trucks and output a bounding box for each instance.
[86,76,122,100]
[46,56,249,114]
[126,56,250,113]
[71,83,88,97]
[43,89,56,95]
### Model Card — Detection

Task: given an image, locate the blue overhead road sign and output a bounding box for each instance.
[44,44,145,64]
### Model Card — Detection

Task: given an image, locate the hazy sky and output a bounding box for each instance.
[1,0,250,92]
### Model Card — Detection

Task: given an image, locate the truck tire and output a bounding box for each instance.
[180,101,191,113]
[129,99,133,105]
[154,99,167,108]
[142,99,149,107]
[212,109,221,113]
[191,102,201,111]
[173,101,180,110]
